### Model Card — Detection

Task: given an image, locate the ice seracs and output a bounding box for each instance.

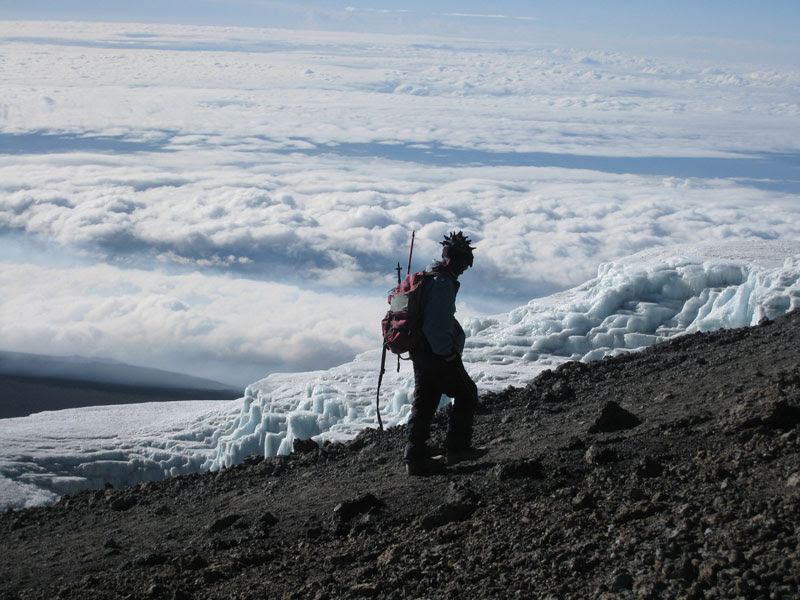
[1,241,799,509]
[205,241,800,470]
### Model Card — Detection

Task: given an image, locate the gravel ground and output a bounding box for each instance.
[1,309,798,600]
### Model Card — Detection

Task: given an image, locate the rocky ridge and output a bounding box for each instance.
[1,309,799,599]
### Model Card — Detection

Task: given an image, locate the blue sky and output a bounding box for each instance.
[3,1,798,65]
[3,1,799,47]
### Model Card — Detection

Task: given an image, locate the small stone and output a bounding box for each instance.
[588,401,641,433]
[614,501,658,524]
[419,502,477,530]
[349,583,379,597]
[635,456,664,478]
[208,514,242,533]
[565,436,585,450]
[179,553,208,571]
[147,584,167,598]
[293,438,319,454]
[377,544,404,567]
[333,493,384,522]
[572,491,596,510]
[109,495,137,512]
[135,552,168,567]
[584,444,617,465]
[699,559,723,583]
[568,556,586,573]
[493,458,544,480]
[610,571,633,591]
[628,487,647,501]
[252,511,279,535]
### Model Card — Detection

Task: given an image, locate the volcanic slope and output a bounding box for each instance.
[1,310,799,600]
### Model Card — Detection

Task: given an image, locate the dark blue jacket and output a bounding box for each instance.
[420,262,465,357]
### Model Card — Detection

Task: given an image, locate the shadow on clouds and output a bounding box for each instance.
[303,141,800,194]
[2,132,797,193]
[0,36,300,55]
[0,132,172,155]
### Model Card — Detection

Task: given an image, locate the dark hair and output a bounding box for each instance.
[441,231,475,266]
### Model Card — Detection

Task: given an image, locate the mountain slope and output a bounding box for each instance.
[0,351,239,390]
[1,310,798,599]
[0,351,241,419]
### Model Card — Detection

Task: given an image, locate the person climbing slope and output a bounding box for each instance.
[404,231,484,476]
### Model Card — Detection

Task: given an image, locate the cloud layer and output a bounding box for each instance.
[0,262,379,386]
[1,21,799,384]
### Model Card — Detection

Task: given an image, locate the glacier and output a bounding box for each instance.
[1,240,799,510]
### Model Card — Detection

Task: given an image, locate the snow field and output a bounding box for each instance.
[1,244,798,509]
[205,241,799,469]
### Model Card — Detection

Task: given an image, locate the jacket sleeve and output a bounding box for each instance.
[421,276,459,356]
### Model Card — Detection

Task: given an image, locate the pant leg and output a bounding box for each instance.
[441,356,479,452]
[404,356,444,463]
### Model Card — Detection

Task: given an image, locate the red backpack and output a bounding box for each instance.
[381,270,431,355]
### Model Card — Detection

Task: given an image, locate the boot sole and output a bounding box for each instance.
[405,455,446,476]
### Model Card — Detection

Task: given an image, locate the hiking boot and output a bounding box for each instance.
[405,455,446,476]
[446,447,489,466]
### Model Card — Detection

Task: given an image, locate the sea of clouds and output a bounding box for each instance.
[1,20,799,385]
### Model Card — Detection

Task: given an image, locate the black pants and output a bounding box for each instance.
[404,347,478,463]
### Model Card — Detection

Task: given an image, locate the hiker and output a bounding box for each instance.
[404,231,482,476]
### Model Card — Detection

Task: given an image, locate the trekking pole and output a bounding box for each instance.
[397,230,416,373]
[375,345,386,431]
[377,261,402,431]
[406,230,415,276]
[376,230,416,431]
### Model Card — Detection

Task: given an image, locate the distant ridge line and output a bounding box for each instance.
[0,373,241,420]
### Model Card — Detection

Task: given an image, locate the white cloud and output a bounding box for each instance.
[0,261,381,386]
[1,20,798,384]
[5,148,798,295]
